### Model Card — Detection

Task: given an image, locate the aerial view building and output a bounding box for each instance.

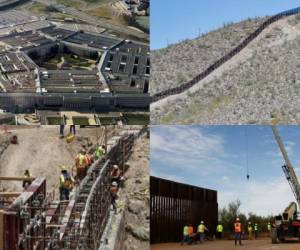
[0,0,150,125]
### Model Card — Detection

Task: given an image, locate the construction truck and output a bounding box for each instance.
[271,126,300,243]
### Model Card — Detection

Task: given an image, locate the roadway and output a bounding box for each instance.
[151,239,300,250]
[33,0,148,41]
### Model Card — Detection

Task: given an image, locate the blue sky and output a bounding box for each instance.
[151,0,300,50]
[150,126,300,216]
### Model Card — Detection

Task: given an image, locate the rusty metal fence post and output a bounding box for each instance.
[150,176,218,244]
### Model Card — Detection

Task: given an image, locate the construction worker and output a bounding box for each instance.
[84,151,92,168]
[110,165,122,186]
[197,221,208,243]
[93,145,106,160]
[22,170,32,189]
[248,221,253,240]
[216,222,223,239]
[254,223,258,239]
[75,150,88,180]
[59,166,75,200]
[69,125,76,135]
[267,222,271,237]
[188,224,195,244]
[181,224,189,245]
[59,125,65,138]
[110,181,118,213]
[234,218,242,246]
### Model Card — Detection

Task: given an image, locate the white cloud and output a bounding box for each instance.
[150,126,235,177]
[222,176,229,181]
[151,126,224,157]
[219,176,295,216]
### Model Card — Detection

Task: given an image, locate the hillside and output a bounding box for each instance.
[150,17,268,94]
[151,13,300,124]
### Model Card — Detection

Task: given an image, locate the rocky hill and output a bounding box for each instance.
[151,13,300,124]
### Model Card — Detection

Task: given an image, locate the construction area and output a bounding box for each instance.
[150,126,300,250]
[0,125,149,249]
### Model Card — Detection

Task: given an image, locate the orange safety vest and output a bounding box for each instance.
[234,222,242,233]
[85,154,92,166]
[110,186,118,194]
[188,226,193,236]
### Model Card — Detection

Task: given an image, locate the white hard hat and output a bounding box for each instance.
[201,221,204,224]
[112,181,118,186]
[236,218,240,221]
[113,165,119,169]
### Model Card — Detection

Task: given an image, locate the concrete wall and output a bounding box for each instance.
[25,43,59,64]
[62,42,100,60]
[0,93,150,112]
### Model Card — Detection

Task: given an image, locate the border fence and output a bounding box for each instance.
[150,176,218,244]
[151,6,300,103]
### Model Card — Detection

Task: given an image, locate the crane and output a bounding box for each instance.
[271,125,300,243]
[271,125,300,208]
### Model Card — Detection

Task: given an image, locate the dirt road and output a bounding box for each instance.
[0,126,102,193]
[151,239,300,250]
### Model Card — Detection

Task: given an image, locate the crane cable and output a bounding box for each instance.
[245,127,250,180]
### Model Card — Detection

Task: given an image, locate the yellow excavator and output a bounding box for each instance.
[271,126,300,243]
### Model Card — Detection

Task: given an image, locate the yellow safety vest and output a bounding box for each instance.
[183,226,189,236]
[95,147,105,158]
[79,154,85,165]
[60,174,65,187]
[60,174,74,189]
[198,224,205,233]
[217,224,223,232]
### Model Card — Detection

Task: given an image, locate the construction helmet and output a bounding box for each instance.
[112,181,118,187]
[113,165,119,170]
[201,221,204,224]
[61,166,67,171]
[236,218,240,221]
[248,221,251,224]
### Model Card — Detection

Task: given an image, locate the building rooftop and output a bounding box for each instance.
[41,27,76,40]
[0,10,40,28]
[64,31,122,50]
[100,40,149,94]
[39,69,104,93]
[0,31,54,50]
[0,52,37,92]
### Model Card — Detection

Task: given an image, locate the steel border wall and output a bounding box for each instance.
[150,176,218,244]
[151,6,300,103]
[2,177,47,250]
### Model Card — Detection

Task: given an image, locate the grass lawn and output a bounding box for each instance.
[72,117,89,125]
[123,113,149,125]
[47,117,63,125]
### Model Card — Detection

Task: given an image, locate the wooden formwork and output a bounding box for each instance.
[150,176,218,244]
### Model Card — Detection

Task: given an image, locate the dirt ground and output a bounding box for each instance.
[0,126,106,194]
[121,133,150,250]
[151,239,300,250]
